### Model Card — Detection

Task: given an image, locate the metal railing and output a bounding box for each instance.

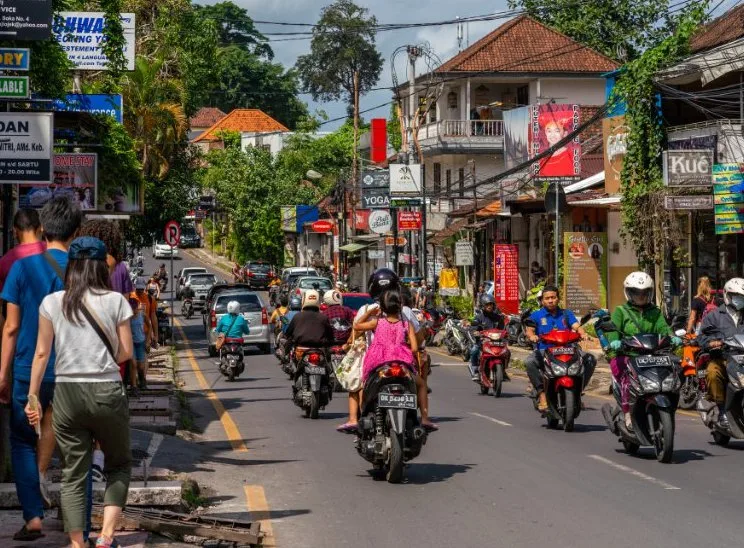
[418,119,504,139]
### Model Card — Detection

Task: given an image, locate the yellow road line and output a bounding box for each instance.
[174,320,248,452]
[244,485,276,547]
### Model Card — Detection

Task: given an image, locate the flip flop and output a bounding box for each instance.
[422,422,439,432]
[13,525,45,541]
[336,422,358,433]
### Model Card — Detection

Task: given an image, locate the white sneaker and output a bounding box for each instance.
[91,464,107,483]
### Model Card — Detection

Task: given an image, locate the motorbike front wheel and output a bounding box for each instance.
[651,407,675,463]
[678,376,700,409]
[563,389,576,432]
[386,432,405,484]
[493,363,504,398]
[227,367,235,382]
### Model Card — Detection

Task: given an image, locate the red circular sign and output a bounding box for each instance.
[311,220,334,233]
[164,220,181,247]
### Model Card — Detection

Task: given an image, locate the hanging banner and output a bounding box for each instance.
[398,211,421,231]
[530,103,581,180]
[0,1,53,41]
[713,163,744,235]
[455,240,474,266]
[0,113,53,183]
[53,12,136,71]
[563,232,608,316]
[19,153,97,211]
[504,106,530,171]
[493,244,519,315]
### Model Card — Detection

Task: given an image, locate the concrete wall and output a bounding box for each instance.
[423,153,505,213]
[607,210,639,309]
[537,78,606,105]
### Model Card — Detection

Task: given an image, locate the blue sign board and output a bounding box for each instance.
[295,205,319,234]
[50,94,123,123]
[0,48,30,71]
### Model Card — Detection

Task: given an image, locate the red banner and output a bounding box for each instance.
[370,118,388,163]
[493,244,519,315]
[355,209,371,231]
[398,210,421,231]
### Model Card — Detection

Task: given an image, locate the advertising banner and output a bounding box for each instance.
[19,153,97,211]
[563,232,608,316]
[493,244,519,315]
[455,240,474,266]
[0,1,53,41]
[0,113,53,183]
[0,48,30,70]
[663,150,714,187]
[389,164,422,195]
[664,195,714,210]
[503,106,530,171]
[398,211,421,231]
[530,104,581,179]
[354,209,371,231]
[602,115,629,194]
[53,12,136,71]
[281,206,296,233]
[368,210,392,235]
[713,163,744,235]
[50,94,123,123]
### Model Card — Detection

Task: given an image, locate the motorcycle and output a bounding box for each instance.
[355,361,428,484]
[679,333,705,409]
[292,348,332,419]
[474,328,511,397]
[218,338,245,381]
[181,297,194,319]
[696,333,744,447]
[506,309,532,347]
[157,306,172,344]
[596,318,681,463]
[442,318,472,361]
[269,284,280,308]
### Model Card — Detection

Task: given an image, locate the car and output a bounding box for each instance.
[291,276,333,299]
[202,283,254,330]
[341,292,374,312]
[243,261,275,289]
[184,273,218,308]
[174,267,207,298]
[204,288,271,356]
[179,226,202,248]
[153,241,179,259]
[279,267,319,298]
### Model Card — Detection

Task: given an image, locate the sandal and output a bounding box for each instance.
[422,422,439,432]
[13,525,45,541]
[336,422,358,433]
[95,534,120,547]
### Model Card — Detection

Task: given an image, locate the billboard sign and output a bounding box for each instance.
[0,113,53,183]
[0,1,53,41]
[563,232,608,316]
[0,48,30,70]
[602,115,629,194]
[663,150,714,187]
[664,195,714,210]
[455,240,474,266]
[389,164,422,195]
[361,186,390,209]
[0,76,28,99]
[493,244,519,315]
[368,210,392,235]
[530,104,581,179]
[20,153,97,211]
[398,211,421,231]
[713,163,744,235]
[53,12,136,71]
[50,94,123,123]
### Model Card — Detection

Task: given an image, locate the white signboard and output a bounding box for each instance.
[54,12,136,71]
[0,113,53,183]
[390,163,422,195]
[367,249,385,260]
[368,210,392,234]
[455,240,474,266]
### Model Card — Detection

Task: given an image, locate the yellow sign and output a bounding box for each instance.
[716,222,744,235]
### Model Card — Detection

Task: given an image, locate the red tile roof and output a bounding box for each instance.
[189,107,226,129]
[192,109,289,143]
[690,3,744,53]
[437,15,618,74]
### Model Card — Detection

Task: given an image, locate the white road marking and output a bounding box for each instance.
[588,454,681,490]
[142,433,164,484]
[470,412,512,427]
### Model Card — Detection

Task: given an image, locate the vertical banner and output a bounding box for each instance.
[712,163,744,235]
[530,103,581,179]
[493,244,519,315]
[563,232,608,316]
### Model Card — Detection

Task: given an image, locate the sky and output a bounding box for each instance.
[197,0,513,128]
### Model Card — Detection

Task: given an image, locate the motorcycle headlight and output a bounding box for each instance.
[661,374,680,392]
[549,363,567,376]
[567,362,582,376]
[639,375,660,393]
[488,332,502,341]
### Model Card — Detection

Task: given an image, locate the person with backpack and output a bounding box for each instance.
[321,290,355,346]
[687,275,716,335]
[0,197,82,541]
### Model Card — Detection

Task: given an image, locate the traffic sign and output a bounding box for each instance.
[311,220,334,233]
[164,220,181,247]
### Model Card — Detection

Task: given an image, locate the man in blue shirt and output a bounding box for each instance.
[524,285,591,412]
[0,197,81,541]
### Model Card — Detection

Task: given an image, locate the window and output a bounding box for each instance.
[517,85,529,106]
[458,167,465,197]
[445,169,452,197]
[215,293,261,313]
[433,163,442,195]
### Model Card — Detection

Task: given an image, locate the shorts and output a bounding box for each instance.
[133,342,146,362]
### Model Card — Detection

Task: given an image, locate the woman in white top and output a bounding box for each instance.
[25,237,133,548]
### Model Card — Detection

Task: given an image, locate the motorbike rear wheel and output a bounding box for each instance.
[493,363,504,398]
[678,376,700,409]
[651,407,675,463]
[546,417,560,429]
[386,433,405,484]
[309,392,320,419]
[712,430,731,447]
[563,390,576,432]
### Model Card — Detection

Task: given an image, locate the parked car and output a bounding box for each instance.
[243,261,275,289]
[205,288,271,356]
[153,241,179,259]
[291,276,333,299]
[179,226,202,248]
[279,267,319,298]
[174,267,207,299]
[185,273,218,309]
[341,293,374,312]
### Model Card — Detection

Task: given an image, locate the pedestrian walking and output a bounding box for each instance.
[77,219,133,296]
[0,197,82,541]
[25,236,134,548]
[128,296,148,396]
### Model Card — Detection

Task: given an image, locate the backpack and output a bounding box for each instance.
[701,299,718,321]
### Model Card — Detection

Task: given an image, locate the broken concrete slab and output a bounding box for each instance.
[0,481,182,508]
[130,416,177,435]
[130,396,173,416]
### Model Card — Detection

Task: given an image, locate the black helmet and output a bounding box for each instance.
[480,294,496,307]
[368,268,399,300]
[289,295,302,311]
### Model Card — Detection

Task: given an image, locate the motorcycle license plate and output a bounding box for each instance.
[550,347,575,355]
[697,369,707,378]
[378,393,416,410]
[634,355,672,367]
[305,366,325,375]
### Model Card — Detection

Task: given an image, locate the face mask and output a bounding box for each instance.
[730,294,744,311]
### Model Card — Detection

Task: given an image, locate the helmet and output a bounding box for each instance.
[724,278,744,310]
[227,300,240,315]
[480,294,496,308]
[302,289,320,310]
[368,268,399,300]
[623,272,654,306]
[289,295,302,311]
[324,290,342,306]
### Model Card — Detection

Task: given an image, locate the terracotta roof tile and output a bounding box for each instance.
[189,107,226,129]
[690,3,744,53]
[192,109,289,143]
[438,16,618,74]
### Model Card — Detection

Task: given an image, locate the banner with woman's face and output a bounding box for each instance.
[530,104,581,179]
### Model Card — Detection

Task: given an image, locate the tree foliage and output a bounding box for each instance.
[296,0,383,117]
[194,2,273,59]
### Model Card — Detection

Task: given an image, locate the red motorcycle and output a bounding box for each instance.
[476,328,511,397]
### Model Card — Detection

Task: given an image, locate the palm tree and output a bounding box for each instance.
[122,56,188,179]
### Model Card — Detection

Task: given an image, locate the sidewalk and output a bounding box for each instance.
[185,248,233,278]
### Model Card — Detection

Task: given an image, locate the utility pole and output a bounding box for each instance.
[352,71,360,240]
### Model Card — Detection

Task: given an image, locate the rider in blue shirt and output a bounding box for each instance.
[215,300,250,338]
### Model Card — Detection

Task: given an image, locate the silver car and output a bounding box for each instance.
[185,273,218,309]
[205,290,271,356]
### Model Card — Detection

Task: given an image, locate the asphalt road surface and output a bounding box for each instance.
[144,251,743,548]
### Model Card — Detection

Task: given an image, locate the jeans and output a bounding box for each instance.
[10,378,55,523]
[526,350,597,395]
[469,344,480,377]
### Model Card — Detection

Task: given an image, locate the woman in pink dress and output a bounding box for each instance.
[355,289,437,430]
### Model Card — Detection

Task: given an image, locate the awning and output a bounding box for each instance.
[656,37,744,86]
[339,243,369,252]
[565,171,605,193]
[569,195,621,207]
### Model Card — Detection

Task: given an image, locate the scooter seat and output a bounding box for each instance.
[224,338,244,344]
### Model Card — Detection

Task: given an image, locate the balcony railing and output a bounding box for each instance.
[418,119,504,140]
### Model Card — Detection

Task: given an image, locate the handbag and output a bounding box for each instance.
[216,314,239,351]
[336,338,365,392]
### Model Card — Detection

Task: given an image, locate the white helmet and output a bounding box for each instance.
[623,271,654,306]
[227,300,241,314]
[302,289,320,310]
[724,278,744,309]
[324,290,342,306]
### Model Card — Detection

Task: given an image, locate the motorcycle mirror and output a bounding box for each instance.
[579,313,592,325]
[522,318,537,329]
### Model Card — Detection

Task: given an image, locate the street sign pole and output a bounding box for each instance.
[164,220,181,343]
[555,182,559,286]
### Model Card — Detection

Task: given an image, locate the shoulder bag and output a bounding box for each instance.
[216,314,239,351]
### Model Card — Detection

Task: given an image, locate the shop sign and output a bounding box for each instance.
[390,196,422,207]
[389,163,422,195]
[663,195,713,210]
[361,170,389,188]
[663,150,714,187]
[398,211,421,231]
[0,48,30,70]
[355,209,371,231]
[493,244,519,315]
[385,236,407,247]
[53,12,136,71]
[311,220,334,233]
[455,240,474,266]
[712,163,744,235]
[20,153,97,211]
[0,1,53,41]
[367,249,385,260]
[368,210,392,234]
[563,232,608,316]
[50,94,123,124]
[0,113,53,183]
[0,76,28,99]
[361,186,390,209]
